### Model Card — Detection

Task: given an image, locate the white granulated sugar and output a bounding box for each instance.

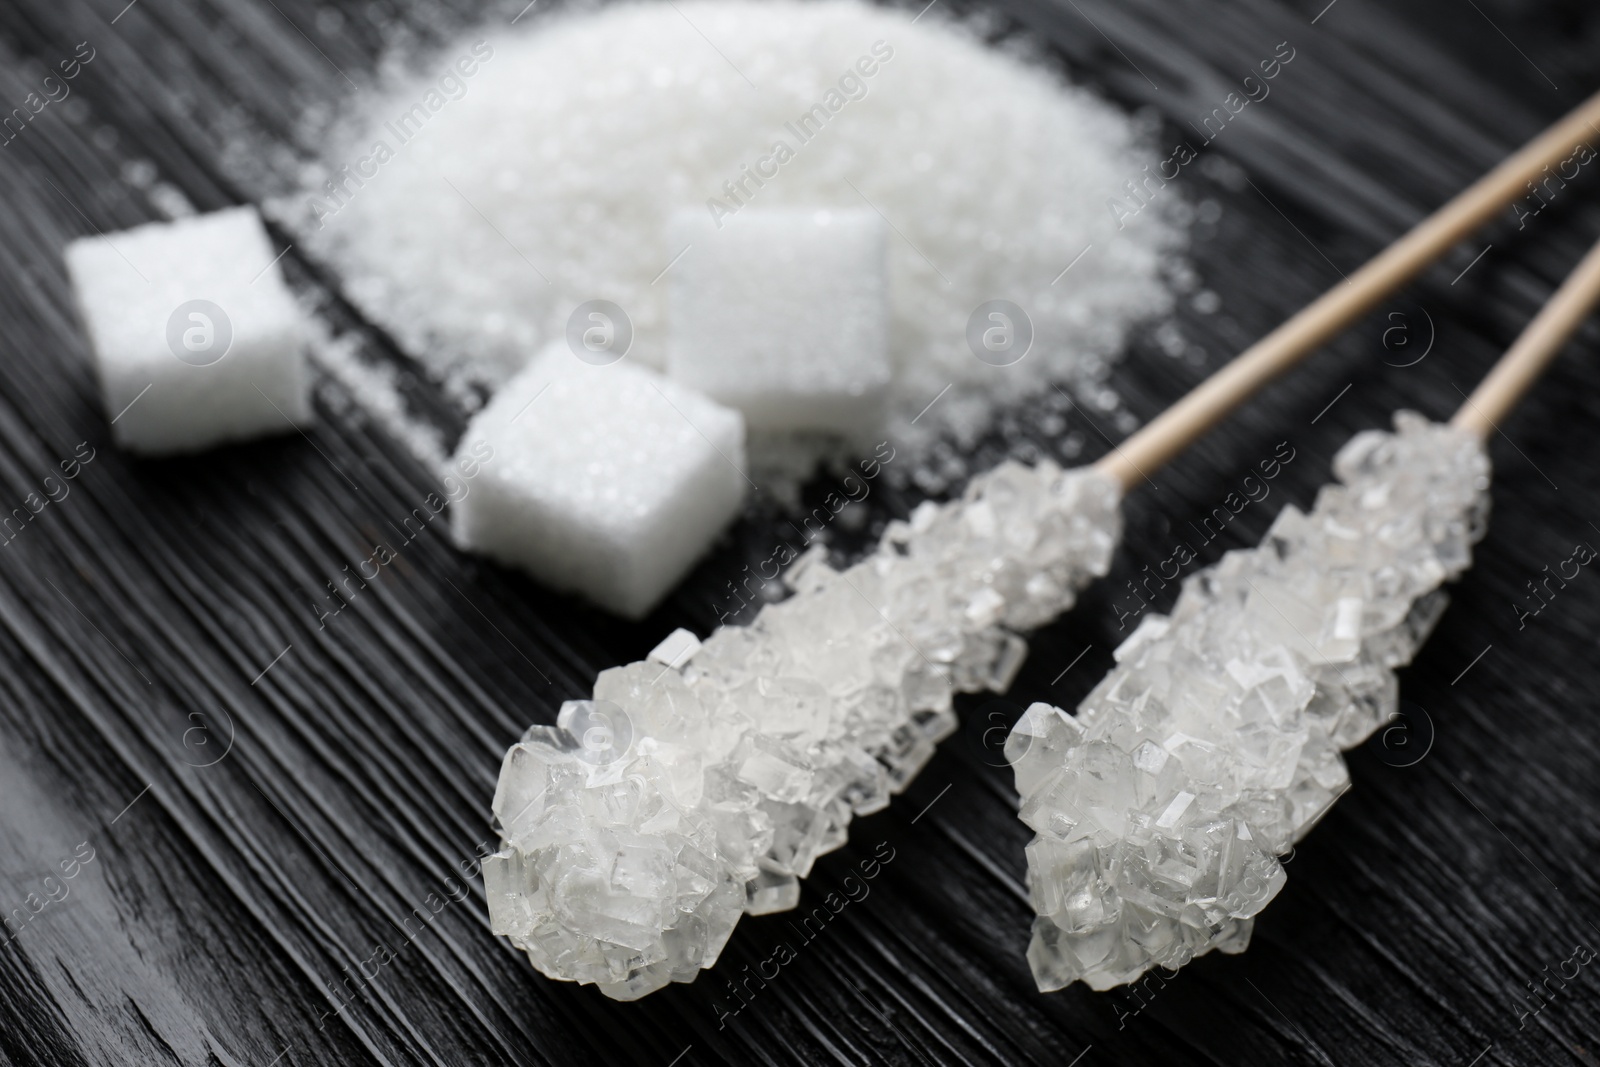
[303,321,451,477]
[451,344,747,619]
[667,206,891,435]
[289,0,1182,469]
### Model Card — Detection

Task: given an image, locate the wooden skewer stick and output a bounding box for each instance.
[1451,234,1600,438]
[1095,89,1600,492]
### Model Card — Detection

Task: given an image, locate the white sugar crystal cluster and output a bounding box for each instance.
[1012,413,1489,992]
[484,460,1121,998]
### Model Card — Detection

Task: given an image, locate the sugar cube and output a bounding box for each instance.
[667,207,890,435]
[64,205,309,456]
[452,345,746,619]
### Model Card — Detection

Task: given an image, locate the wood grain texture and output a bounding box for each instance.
[2,1,1599,1065]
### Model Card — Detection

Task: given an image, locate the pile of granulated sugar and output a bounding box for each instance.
[281,0,1184,473]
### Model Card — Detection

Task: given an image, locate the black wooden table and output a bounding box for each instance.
[2,0,1599,1064]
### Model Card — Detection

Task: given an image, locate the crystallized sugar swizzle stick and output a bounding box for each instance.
[483,97,1600,1002]
[1012,234,1600,994]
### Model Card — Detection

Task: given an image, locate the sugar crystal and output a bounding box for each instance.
[1012,413,1490,991]
[487,458,1122,996]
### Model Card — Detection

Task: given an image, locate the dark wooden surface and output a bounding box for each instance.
[3,0,1600,1064]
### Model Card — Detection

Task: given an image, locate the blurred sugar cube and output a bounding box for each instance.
[64,205,309,455]
[452,344,746,619]
[667,207,890,435]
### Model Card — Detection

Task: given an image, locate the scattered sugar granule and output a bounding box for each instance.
[302,314,453,479]
[285,0,1183,471]
[451,344,747,619]
[66,206,308,455]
